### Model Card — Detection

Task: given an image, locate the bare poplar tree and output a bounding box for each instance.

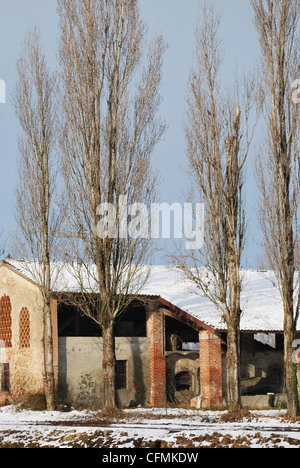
[251,0,300,417]
[57,0,166,409]
[12,29,61,411]
[175,4,258,413]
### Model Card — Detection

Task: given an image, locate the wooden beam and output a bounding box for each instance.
[158,296,217,335]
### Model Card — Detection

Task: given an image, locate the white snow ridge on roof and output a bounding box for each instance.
[2,260,292,333]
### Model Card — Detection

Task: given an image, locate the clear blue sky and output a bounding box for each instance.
[0,0,263,267]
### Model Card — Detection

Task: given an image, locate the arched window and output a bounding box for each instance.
[175,371,192,391]
[0,296,12,348]
[19,308,30,348]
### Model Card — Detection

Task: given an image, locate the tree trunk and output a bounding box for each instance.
[250,0,300,419]
[226,320,241,413]
[284,303,299,418]
[43,298,56,411]
[102,323,117,410]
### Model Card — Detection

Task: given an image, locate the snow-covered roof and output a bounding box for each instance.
[1,260,291,333]
[141,266,286,333]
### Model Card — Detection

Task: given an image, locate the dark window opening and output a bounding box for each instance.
[275,334,284,351]
[267,365,283,388]
[1,363,10,392]
[114,304,146,337]
[116,360,127,390]
[175,372,192,391]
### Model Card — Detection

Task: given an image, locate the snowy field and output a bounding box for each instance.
[0,405,300,449]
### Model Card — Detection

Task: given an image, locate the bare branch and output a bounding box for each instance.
[57,0,166,409]
[172,2,259,413]
[251,0,300,417]
[12,28,61,411]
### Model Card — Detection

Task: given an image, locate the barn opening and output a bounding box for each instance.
[58,299,147,337]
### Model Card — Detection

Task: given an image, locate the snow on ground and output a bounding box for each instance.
[0,405,300,448]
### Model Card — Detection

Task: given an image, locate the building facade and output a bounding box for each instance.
[0,261,297,409]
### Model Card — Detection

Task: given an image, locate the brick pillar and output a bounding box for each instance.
[146,303,166,407]
[199,330,223,408]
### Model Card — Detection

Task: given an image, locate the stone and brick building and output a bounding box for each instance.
[0,260,298,409]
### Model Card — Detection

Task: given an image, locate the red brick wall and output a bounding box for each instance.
[146,302,223,409]
[147,304,166,407]
[199,330,223,408]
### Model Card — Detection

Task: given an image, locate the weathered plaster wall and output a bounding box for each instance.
[0,266,45,403]
[58,336,151,408]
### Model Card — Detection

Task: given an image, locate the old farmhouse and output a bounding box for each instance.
[0,260,299,409]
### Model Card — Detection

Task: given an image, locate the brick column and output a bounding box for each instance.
[146,303,166,407]
[199,330,223,408]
